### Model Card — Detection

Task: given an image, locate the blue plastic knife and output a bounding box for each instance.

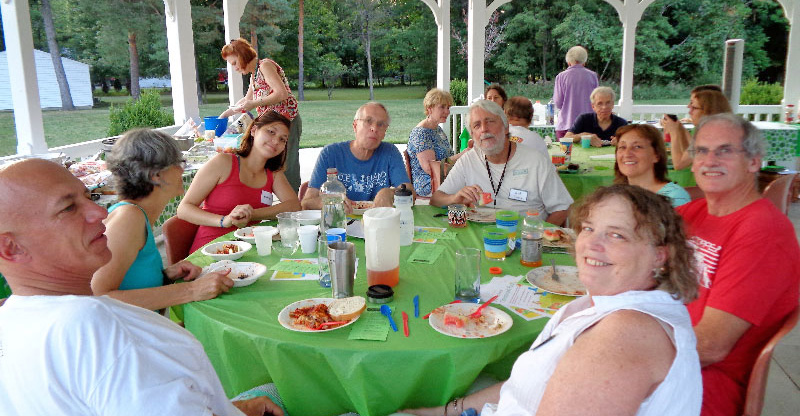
[380,304,398,332]
[413,295,420,318]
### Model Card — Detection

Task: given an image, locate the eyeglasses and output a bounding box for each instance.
[357,117,389,130]
[688,145,747,160]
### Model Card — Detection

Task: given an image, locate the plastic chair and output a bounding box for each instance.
[743,305,799,416]
[161,216,199,266]
[762,173,797,215]
[684,186,705,201]
[298,181,309,201]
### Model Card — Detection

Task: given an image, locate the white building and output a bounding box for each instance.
[0,49,93,110]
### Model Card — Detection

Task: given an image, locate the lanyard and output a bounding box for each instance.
[484,144,512,207]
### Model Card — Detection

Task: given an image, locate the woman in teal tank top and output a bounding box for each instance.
[91,129,235,311]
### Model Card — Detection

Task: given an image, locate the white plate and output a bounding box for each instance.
[467,207,497,223]
[351,201,374,215]
[526,265,586,296]
[296,210,321,226]
[428,303,513,339]
[542,227,575,248]
[205,260,267,287]
[278,298,361,332]
[201,241,251,261]
[233,227,256,244]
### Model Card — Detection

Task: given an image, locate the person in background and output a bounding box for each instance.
[219,38,302,192]
[613,124,690,207]
[405,185,702,416]
[92,129,233,311]
[407,89,466,197]
[431,100,572,226]
[662,88,731,170]
[553,45,599,139]
[302,102,412,211]
[178,111,301,253]
[485,84,508,109]
[505,96,549,158]
[0,159,284,416]
[677,113,800,416]
[564,86,628,147]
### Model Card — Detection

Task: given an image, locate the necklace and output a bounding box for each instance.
[484,144,512,207]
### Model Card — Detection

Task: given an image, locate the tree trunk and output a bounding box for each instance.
[128,31,141,100]
[364,22,374,100]
[298,0,305,101]
[250,29,258,55]
[41,0,74,110]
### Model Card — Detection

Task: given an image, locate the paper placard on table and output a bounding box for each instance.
[413,227,455,243]
[269,257,360,281]
[480,276,577,321]
[348,311,390,341]
[407,244,446,264]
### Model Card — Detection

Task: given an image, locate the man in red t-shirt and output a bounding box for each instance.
[677,113,800,416]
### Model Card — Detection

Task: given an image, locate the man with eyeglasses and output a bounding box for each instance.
[676,113,799,416]
[302,102,412,210]
[431,100,573,226]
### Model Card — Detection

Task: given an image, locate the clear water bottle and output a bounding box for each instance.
[320,168,347,235]
[520,210,544,267]
[394,184,414,246]
[546,99,555,125]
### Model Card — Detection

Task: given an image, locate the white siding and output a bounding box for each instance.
[0,49,92,110]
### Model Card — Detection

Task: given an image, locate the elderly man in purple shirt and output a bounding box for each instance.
[553,46,599,139]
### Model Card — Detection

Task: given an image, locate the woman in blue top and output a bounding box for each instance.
[91,129,234,311]
[407,89,466,196]
[614,124,691,207]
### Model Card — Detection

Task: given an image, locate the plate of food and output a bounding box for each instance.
[542,227,575,248]
[201,241,251,261]
[351,201,374,215]
[428,303,513,339]
[467,207,497,223]
[526,265,586,297]
[278,296,366,332]
[233,227,256,244]
[204,260,267,287]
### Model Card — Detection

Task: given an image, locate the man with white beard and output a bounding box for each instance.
[431,100,573,226]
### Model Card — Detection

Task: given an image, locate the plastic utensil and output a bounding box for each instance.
[413,295,420,318]
[311,321,349,330]
[468,295,499,319]
[380,304,398,332]
[423,300,462,319]
[402,311,409,337]
[550,258,561,282]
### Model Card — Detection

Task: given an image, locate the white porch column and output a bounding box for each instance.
[466,0,510,102]
[223,0,248,106]
[164,0,199,124]
[420,0,450,91]
[1,0,47,154]
[778,0,800,118]
[607,0,655,120]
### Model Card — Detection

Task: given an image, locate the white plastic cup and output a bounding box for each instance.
[253,226,278,256]
[298,225,319,254]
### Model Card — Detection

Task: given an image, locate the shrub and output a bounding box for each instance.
[108,90,174,136]
[740,79,783,105]
[449,79,468,106]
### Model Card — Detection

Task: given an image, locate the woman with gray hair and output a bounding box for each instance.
[553,45,599,139]
[92,129,234,311]
[565,86,628,147]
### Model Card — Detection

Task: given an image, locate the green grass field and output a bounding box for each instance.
[0,85,684,156]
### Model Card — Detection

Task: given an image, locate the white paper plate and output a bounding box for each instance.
[201,241,251,261]
[233,227,256,244]
[351,201,374,215]
[542,227,575,248]
[296,210,321,226]
[204,261,267,287]
[467,207,497,223]
[428,303,513,339]
[526,265,586,296]
[278,298,361,332]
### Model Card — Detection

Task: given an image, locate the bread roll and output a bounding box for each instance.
[329,296,366,321]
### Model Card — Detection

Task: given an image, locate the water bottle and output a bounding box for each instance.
[520,210,544,267]
[320,168,347,235]
[532,101,546,126]
[394,184,414,246]
[546,99,555,125]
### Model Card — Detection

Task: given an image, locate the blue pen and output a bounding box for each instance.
[380,305,398,332]
[413,295,420,318]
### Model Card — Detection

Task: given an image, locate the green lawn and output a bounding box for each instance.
[0,85,683,156]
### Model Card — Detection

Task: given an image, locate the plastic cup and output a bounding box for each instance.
[560,139,574,162]
[317,235,332,288]
[253,226,278,256]
[483,227,508,261]
[495,210,519,255]
[297,225,319,254]
[325,228,346,242]
[454,247,481,303]
[447,204,467,228]
[551,152,566,166]
[581,135,592,148]
[276,212,299,250]
[214,118,228,137]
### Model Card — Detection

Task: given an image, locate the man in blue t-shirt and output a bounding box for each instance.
[301,102,412,211]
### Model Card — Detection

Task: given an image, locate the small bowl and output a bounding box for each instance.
[295,210,321,226]
[207,261,267,288]
[201,241,251,261]
[234,227,256,244]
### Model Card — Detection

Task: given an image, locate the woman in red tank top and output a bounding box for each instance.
[178,111,301,252]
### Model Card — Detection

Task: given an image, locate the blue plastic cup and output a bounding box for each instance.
[204,116,219,132]
[214,118,228,137]
[326,228,346,243]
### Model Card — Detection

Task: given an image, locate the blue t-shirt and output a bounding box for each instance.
[108,202,164,291]
[657,182,691,207]
[309,141,410,201]
[568,112,628,142]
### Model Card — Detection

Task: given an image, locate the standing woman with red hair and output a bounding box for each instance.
[219,38,302,192]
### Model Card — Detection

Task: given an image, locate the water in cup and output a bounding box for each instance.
[276,212,299,250]
[454,247,481,303]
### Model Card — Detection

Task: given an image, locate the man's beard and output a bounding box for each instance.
[479,133,506,156]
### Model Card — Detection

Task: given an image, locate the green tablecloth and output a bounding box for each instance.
[549,145,695,201]
[176,205,575,416]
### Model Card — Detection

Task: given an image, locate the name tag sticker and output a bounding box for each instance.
[512,168,528,176]
[509,188,528,202]
[261,190,274,205]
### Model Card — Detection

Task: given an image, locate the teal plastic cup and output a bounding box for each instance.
[483,227,508,261]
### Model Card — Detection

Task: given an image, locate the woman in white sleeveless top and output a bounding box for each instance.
[403,185,701,416]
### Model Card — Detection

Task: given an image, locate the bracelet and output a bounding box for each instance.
[220,215,226,228]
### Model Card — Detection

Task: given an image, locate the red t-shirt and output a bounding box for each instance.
[678,198,800,416]
[190,155,274,253]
